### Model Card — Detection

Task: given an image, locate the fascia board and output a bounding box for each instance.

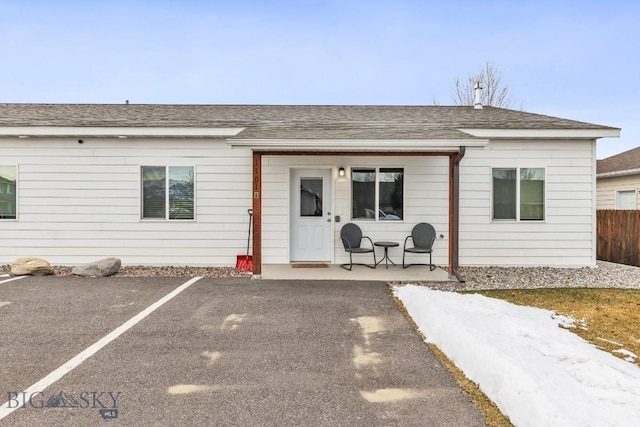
[458,128,621,139]
[0,127,245,137]
[227,138,488,150]
[597,168,640,178]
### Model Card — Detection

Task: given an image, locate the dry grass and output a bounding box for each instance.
[475,288,640,367]
[426,343,513,427]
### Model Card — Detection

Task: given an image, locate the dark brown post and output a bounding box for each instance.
[252,152,262,275]
[449,147,466,282]
[448,154,455,276]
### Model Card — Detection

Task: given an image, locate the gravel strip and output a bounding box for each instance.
[402,260,640,291]
[2,261,640,291]
[0,265,252,278]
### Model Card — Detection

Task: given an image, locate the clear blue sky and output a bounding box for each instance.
[1,0,637,158]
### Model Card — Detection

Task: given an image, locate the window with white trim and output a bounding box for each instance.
[141,166,194,220]
[492,167,545,221]
[617,190,636,209]
[351,167,403,221]
[0,166,17,219]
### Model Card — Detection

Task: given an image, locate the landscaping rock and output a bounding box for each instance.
[11,257,55,276]
[72,257,122,277]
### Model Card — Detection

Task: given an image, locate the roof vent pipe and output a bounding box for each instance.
[473,82,483,109]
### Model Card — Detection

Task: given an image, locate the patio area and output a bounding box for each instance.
[258,263,454,282]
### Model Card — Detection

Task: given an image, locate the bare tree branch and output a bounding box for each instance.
[451,61,515,108]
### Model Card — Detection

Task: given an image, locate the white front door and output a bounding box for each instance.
[290,168,333,262]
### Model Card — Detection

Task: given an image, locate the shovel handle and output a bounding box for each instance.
[246,208,253,258]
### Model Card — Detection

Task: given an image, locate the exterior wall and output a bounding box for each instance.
[1,136,597,268]
[0,138,254,266]
[459,139,596,267]
[261,155,450,266]
[596,175,640,209]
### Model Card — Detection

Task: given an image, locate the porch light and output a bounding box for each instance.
[338,167,345,177]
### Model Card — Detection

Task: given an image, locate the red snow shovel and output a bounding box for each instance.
[235,208,253,271]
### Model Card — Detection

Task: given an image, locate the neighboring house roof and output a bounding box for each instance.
[597,146,640,177]
[0,103,620,141]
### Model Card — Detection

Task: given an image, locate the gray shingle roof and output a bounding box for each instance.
[0,103,619,140]
[597,146,640,174]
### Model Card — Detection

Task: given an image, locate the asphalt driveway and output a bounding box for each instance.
[0,275,484,426]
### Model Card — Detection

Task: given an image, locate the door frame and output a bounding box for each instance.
[288,166,335,263]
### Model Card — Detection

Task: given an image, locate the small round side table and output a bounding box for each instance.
[374,241,399,269]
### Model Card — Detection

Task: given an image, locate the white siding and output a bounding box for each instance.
[0,138,254,266]
[596,175,640,209]
[1,137,597,268]
[459,140,597,267]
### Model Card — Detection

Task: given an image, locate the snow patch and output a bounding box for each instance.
[612,349,638,363]
[596,337,623,346]
[167,384,220,395]
[221,313,247,330]
[394,286,640,427]
[360,388,427,403]
[352,344,381,368]
[200,351,222,366]
[551,312,576,328]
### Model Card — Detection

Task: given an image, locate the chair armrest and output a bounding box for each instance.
[403,235,412,250]
[363,235,375,249]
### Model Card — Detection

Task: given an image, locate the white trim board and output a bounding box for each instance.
[227,138,488,150]
[459,128,620,139]
[0,127,245,138]
[597,168,640,178]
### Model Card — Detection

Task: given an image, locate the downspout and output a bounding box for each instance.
[450,146,466,282]
[590,139,597,267]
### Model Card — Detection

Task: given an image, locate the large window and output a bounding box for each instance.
[141,166,194,220]
[352,167,403,221]
[492,167,545,221]
[0,166,17,219]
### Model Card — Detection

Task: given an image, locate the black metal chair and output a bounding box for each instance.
[403,223,436,270]
[340,223,376,271]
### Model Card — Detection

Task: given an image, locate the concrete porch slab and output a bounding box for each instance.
[258,264,454,282]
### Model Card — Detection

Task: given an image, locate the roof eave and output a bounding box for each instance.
[0,126,245,138]
[597,167,640,178]
[459,128,621,139]
[227,138,488,151]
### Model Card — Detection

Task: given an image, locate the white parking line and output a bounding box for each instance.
[0,276,203,421]
[0,276,26,285]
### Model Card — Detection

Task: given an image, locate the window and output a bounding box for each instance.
[300,177,323,217]
[492,167,544,221]
[0,166,17,219]
[351,167,403,221]
[141,166,194,220]
[617,190,636,209]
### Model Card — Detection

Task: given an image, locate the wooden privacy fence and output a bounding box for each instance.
[597,210,640,267]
